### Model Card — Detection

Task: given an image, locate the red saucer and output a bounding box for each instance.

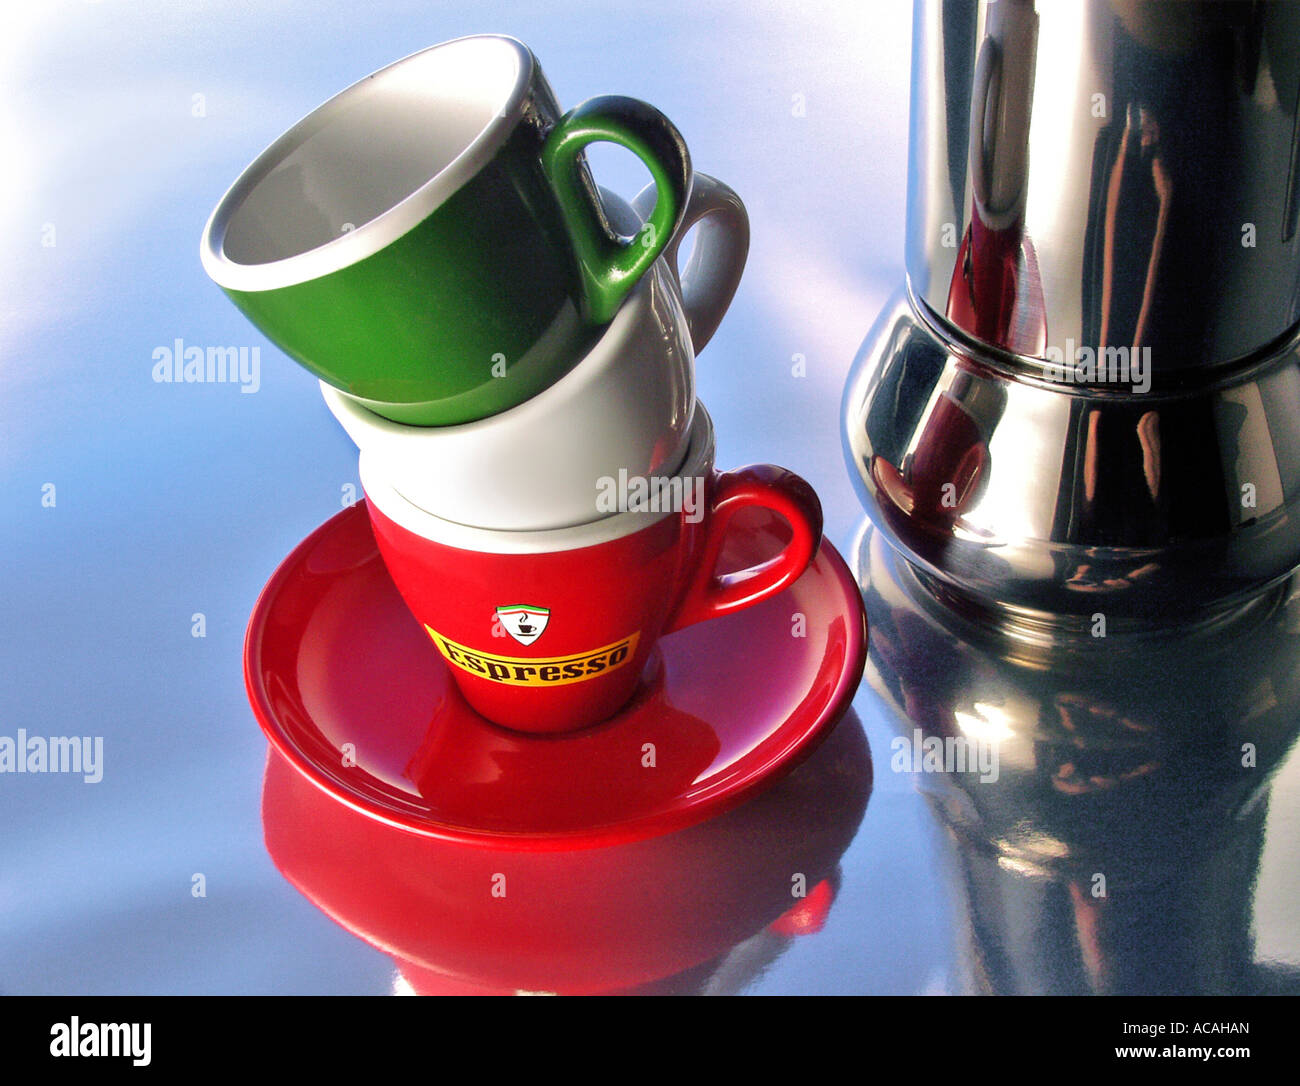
[244,502,866,849]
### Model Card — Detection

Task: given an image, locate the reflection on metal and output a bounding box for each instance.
[848,0,1300,626]
[857,520,1300,994]
[909,0,1300,372]
[845,288,1300,626]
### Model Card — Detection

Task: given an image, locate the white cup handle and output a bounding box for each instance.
[632,172,749,355]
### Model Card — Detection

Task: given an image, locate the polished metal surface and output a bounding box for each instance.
[843,287,1300,625]
[908,0,1300,372]
[857,519,1300,994]
[848,0,1300,625]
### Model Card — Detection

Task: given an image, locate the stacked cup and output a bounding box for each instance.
[203,35,824,733]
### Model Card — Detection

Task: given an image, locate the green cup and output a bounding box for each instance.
[199,35,691,425]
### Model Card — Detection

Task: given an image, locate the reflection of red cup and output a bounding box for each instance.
[362,408,822,733]
[873,389,988,525]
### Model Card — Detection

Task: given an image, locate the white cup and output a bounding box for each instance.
[322,174,747,531]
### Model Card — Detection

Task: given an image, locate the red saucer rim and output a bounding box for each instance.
[244,503,867,851]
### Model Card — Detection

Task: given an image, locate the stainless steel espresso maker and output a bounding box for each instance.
[843,0,1300,632]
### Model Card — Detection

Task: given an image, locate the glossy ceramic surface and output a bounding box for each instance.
[244,502,865,845]
[201,35,690,424]
[323,175,749,531]
[362,413,821,731]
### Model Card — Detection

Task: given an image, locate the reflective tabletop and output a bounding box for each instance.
[2,0,1297,995]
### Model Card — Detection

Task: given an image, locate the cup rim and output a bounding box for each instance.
[200,34,535,293]
[361,404,715,553]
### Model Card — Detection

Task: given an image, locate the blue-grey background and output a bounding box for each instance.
[2,0,1296,994]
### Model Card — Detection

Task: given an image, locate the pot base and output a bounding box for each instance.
[843,287,1300,628]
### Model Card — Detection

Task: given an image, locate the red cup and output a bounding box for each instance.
[361,407,823,733]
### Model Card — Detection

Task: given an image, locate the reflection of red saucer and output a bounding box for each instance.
[262,709,870,994]
[244,503,866,850]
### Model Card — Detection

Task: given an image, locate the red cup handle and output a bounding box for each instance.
[665,465,823,633]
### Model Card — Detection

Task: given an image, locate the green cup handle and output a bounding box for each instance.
[542,95,692,324]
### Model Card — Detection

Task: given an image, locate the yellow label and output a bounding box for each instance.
[426,628,640,687]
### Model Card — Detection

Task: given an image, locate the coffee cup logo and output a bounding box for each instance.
[495,605,551,646]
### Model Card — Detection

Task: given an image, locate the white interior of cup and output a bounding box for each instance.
[201,35,529,291]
